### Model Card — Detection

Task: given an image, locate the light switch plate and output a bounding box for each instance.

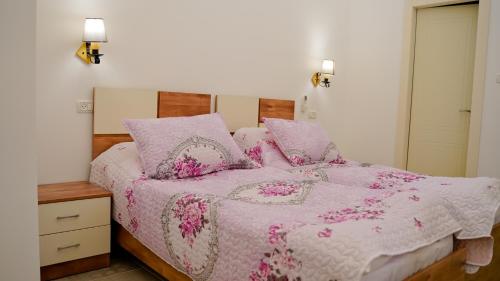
[77,100,93,113]
[301,95,308,113]
[496,73,500,84]
[308,111,317,119]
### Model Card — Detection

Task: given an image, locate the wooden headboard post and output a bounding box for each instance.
[258,98,295,123]
[157,91,211,118]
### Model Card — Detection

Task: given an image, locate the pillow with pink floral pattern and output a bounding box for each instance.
[263,118,344,166]
[123,113,259,180]
[233,127,292,169]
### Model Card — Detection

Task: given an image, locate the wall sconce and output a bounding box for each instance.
[312,59,335,87]
[76,18,107,64]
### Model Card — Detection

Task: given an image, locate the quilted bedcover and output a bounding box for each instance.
[286,160,500,268]
[232,128,500,270]
[90,144,462,281]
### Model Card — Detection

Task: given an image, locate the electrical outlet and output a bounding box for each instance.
[308,111,317,119]
[77,100,93,113]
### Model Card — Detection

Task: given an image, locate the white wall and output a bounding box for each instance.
[477,0,500,178]
[315,1,405,165]
[37,0,408,183]
[0,1,40,280]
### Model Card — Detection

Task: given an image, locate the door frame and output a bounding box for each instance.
[395,0,491,177]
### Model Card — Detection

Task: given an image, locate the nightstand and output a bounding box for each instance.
[38,181,112,281]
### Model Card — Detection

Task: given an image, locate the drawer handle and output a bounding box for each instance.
[56,214,80,220]
[57,243,80,251]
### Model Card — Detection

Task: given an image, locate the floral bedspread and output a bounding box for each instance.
[287,160,500,267]
[90,144,462,281]
[235,128,500,269]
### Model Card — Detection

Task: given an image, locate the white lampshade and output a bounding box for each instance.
[321,59,335,75]
[83,18,107,42]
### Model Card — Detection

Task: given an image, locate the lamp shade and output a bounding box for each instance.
[83,18,107,42]
[321,59,335,75]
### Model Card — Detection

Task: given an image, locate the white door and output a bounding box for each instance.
[407,4,478,177]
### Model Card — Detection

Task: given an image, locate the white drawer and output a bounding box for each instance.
[39,197,110,235]
[40,225,110,267]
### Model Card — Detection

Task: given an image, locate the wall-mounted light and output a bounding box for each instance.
[76,18,107,64]
[312,59,335,87]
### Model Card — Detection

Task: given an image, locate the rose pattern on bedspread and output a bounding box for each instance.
[317,185,423,227]
[172,193,210,247]
[245,144,263,165]
[258,181,302,197]
[161,193,219,280]
[317,227,333,238]
[319,205,385,224]
[124,187,139,233]
[250,224,303,281]
[414,217,424,229]
[368,171,425,190]
[287,165,329,182]
[228,180,316,205]
[329,154,347,165]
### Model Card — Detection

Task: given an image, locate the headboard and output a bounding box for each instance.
[92,88,211,159]
[215,95,295,131]
[92,87,295,159]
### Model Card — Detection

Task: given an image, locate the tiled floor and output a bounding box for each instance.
[55,251,167,281]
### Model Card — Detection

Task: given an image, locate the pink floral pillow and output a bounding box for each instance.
[233,127,292,169]
[123,113,259,180]
[263,118,344,166]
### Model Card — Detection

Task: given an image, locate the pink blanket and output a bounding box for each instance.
[90,144,461,281]
[286,160,500,267]
[232,128,500,269]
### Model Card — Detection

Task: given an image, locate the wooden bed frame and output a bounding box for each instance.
[91,87,499,281]
[114,223,500,281]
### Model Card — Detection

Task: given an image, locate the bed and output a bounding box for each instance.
[91,142,462,281]
[88,87,498,281]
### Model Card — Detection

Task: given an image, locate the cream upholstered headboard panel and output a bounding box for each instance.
[215,95,260,132]
[215,95,296,132]
[93,87,158,134]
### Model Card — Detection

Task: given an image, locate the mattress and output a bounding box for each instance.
[90,142,456,281]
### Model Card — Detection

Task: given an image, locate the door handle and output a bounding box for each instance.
[459,109,471,113]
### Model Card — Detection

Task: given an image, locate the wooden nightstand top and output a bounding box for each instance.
[38,181,112,205]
